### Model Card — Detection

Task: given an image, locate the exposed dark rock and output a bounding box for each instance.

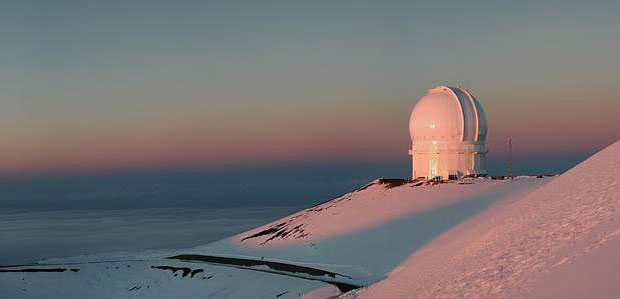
[190,269,204,278]
[377,178,410,189]
[276,291,289,297]
[169,254,352,279]
[169,254,361,292]
[241,223,287,241]
[151,266,192,277]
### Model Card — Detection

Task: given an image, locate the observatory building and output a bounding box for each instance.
[409,86,488,180]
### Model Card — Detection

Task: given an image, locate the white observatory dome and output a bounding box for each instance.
[408,86,488,179]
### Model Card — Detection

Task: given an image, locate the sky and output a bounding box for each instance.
[1,0,619,175]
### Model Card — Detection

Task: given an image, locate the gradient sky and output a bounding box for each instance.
[1,0,619,175]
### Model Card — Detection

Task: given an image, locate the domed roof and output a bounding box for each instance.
[409,86,487,144]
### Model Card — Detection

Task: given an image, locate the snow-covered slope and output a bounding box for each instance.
[188,177,550,284]
[359,139,620,298]
[1,174,552,298]
[5,136,617,298]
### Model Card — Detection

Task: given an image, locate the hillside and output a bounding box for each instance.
[1,173,551,298]
[190,176,550,286]
[359,139,620,298]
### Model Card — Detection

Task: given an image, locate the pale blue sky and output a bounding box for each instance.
[1,0,619,173]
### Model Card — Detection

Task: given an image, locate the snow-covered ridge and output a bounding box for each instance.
[360,139,620,298]
[182,175,551,290]
[236,178,412,246]
[232,176,547,248]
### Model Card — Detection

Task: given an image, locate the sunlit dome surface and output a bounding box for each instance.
[409,86,487,144]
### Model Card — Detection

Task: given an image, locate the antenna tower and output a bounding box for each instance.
[508,136,514,179]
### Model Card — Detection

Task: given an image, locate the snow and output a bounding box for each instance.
[1,175,552,298]
[1,259,329,298]
[232,178,528,247]
[526,236,620,298]
[9,138,620,298]
[185,177,550,285]
[359,139,620,298]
